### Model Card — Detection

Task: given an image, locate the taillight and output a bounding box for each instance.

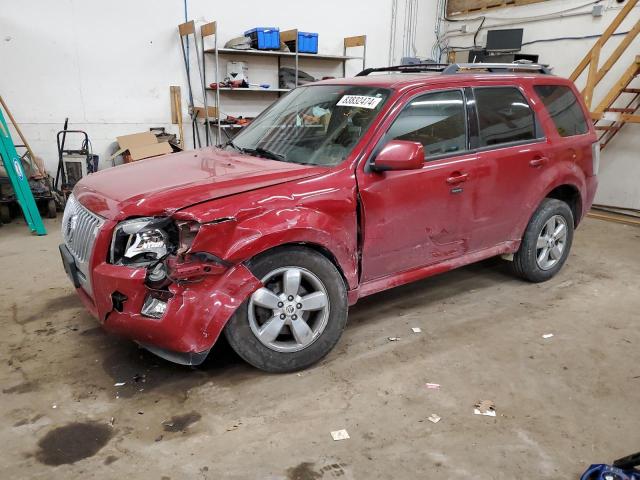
[591,142,600,176]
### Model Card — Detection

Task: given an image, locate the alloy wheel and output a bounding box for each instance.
[535,214,568,270]
[248,267,330,352]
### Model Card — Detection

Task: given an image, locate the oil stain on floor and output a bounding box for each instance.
[162,412,202,433]
[35,422,113,466]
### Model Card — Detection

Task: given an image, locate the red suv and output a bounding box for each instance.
[60,63,598,372]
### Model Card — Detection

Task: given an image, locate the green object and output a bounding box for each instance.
[0,107,47,235]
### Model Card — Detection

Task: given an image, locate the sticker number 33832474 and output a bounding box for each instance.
[336,95,383,109]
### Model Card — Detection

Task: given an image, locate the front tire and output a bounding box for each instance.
[511,198,574,283]
[224,247,348,373]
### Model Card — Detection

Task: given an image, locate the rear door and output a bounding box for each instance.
[467,84,550,246]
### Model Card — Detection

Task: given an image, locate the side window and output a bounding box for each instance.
[387,90,466,159]
[534,85,589,137]
[474,87,536,147]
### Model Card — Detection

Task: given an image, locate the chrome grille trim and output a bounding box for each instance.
[61,194,105,295]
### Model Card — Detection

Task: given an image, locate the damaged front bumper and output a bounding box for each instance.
[68,246,261,365]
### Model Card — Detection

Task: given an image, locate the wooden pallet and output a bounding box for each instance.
[446,0,547,17]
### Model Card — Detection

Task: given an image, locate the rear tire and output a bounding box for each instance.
[511,198,574,283]
[224,247,348,373]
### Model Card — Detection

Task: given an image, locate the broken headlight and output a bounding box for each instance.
[110,217,178,266]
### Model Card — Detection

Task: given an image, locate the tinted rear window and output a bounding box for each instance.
[474,87,536,147]
[534,85,589,137]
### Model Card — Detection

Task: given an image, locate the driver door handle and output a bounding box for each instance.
[446,172,469,185]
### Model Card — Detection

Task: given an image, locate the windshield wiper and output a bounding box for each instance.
[254,147,285,161]
[226,141,286,162]
[240,147,286,161]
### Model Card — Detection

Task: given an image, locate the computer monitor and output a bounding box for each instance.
[486,29,524,52]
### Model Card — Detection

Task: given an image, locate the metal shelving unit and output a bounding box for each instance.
[201,26,367,145]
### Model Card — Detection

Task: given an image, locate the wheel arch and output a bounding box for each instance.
[544,183,582,227]
[244,241,351,292]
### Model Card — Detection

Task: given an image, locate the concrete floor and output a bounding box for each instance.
[1,216,639,479]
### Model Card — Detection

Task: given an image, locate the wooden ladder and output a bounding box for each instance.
[569,0,640,150]
[592,56,640,150]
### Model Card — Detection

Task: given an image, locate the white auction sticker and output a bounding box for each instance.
[336,95,382,109]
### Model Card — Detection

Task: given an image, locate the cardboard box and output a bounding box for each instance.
[111,131,173,163]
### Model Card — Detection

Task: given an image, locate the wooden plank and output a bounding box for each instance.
[0,96,35,161]
[584,42,601,109]
[178,20,195,37]
[605,107,636,113]
[621,114,640,123]
[594,19,640,85]
[570,0,638,81]
[280,29,298,44]
[170,86,180,125]
[192,106,218,119]
[594,56,640,114]
[201,21,216,38]
[587,211,640,227]
[446,0,547,17]
[344,35,366,48]
[622,88,640,94]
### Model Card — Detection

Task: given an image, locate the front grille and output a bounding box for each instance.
[62,194,105,295]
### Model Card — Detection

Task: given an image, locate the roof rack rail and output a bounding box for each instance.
[356,63,450,76]
[442,63,553,75]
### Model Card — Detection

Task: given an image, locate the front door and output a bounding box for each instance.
[356,88,485,282]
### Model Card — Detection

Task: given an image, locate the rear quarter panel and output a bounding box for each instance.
[509,77,597,237]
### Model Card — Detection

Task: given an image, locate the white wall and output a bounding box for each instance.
[7,0,632,209]
[438,0,640,209]
[1,0,414,173]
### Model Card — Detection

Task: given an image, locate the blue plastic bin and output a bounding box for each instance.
[294,32,319,54]
[244,27,280,50]
[284,32,319,54]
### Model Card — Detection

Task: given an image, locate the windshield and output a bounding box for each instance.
[228,85,390,166]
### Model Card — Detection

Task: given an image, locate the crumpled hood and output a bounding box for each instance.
[74,147,325,220]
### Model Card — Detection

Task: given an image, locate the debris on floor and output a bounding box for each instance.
[388,337,400,342]
[427,414,441,424]
[113,382,126,387]
[226,421,242,432]
[411,327,422,333]
[474,400,496,417]
[330,429,350,441]
[425,383,441,390]
[542,333,554,339]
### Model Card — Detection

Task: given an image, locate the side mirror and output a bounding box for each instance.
[372,140,424,172]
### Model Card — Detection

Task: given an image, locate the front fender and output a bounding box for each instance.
[187,207,359,290]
